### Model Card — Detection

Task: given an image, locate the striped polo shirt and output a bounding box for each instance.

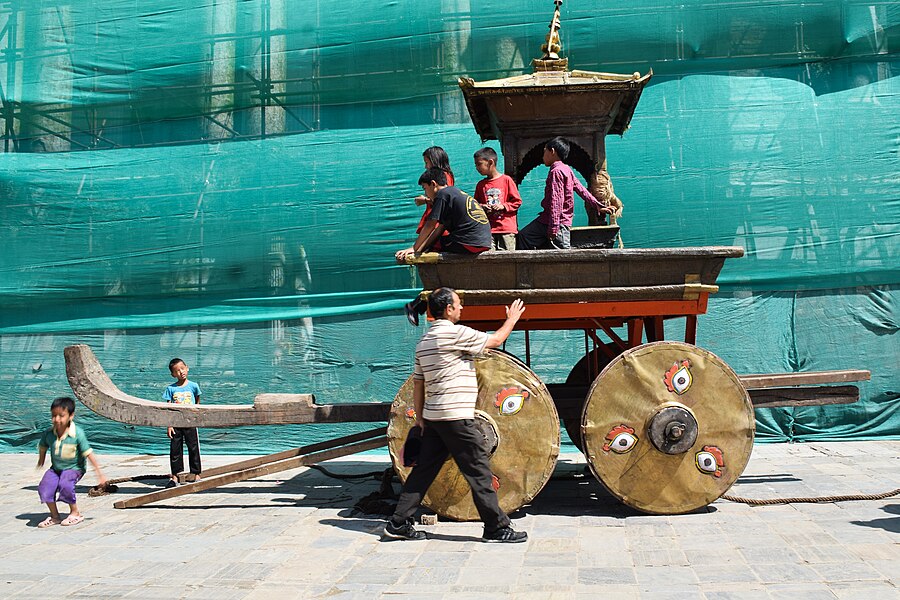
[414,319,490,421]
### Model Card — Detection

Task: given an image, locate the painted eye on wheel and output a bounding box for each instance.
[695,445,724,477]
[500,394,525,415]
[671,366,692,394]
[602,424,638,453]
[696,451,717,473]
[495,387,529,415]
[665,360,693,395]
[608,431,637,454]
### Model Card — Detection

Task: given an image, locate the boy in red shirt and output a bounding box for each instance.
[473,147,522,251]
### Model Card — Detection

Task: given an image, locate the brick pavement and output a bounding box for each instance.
[1,442,898,599]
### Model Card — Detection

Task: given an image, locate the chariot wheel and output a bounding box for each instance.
[582,341,754,514]
[562,342,621,451]
[388,349,559,521]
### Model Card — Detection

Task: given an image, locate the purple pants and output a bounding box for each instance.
[38,468,83,505]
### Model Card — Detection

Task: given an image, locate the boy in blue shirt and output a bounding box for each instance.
[163,358,202,488]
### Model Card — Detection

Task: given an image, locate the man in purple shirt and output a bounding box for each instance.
[517,137,613,250]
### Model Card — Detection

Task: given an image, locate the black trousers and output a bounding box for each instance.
[516,218,570,250]
[170,427,202,475]
[391,418,510,531]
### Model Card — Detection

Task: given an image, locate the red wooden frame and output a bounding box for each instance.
[444,294,714,370]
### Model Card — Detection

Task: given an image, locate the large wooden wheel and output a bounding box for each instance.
[563,342,620,451]
[582,342,754,514]
[388,350,560,521]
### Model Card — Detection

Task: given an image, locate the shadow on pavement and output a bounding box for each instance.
[851,502,900,534]
[318,516,387,538]
[15,512,54,527]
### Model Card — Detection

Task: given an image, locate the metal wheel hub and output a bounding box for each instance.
[474,410,500,457]
[647,404,698,454]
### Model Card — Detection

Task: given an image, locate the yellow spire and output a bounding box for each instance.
[533,0,569,71]
[540,0,564,60]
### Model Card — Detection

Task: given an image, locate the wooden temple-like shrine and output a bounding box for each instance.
[64,1,868,516]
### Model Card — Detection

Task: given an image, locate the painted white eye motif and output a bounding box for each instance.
[495,387,529,416]
[608,431,637,454]
[696,446,724,477]
[499,394,525,415]
[696,451,717,473]
[671,366,692,394]
[602,425,638,453]
[665,360,693,395]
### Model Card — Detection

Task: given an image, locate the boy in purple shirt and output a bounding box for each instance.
[517,136,613,250]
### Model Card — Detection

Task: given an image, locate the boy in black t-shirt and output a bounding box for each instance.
[396,167,491,260]
[396,167,491,324]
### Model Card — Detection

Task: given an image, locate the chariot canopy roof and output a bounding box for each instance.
[458,0,652,143]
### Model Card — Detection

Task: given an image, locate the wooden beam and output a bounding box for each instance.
[628,319,644,347]
[684,315,697,344]
[749,385,860,409]
[113,435,388,509]
[197,428,386,479]
[457,284,719,304]
[594,320,629,352]
[740,370,870,389]
[65,344,392,428]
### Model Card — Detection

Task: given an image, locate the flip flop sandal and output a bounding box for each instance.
[37,517,61,528]
[60,515,84,526]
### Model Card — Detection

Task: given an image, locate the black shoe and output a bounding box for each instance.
[383,518,427,541]
[482,526,527,543]
[404,302,419,327]
[165,479,178,489]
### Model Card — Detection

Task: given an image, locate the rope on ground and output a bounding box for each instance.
[722,488,900,506]
[88,474,170,497]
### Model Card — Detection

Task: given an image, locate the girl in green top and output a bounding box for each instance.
[36,397,106,527]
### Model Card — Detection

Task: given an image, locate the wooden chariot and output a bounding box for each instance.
[64,1,868,515]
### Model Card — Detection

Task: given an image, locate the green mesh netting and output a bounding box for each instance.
[1,0,897,454]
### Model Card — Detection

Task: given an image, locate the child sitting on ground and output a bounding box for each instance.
[473,147,522,251]
[163,358,202,488]
[36,396,106,527]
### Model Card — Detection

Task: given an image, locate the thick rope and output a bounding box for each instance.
[722,488,900,506]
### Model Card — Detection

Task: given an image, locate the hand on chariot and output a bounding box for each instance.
[505,298,525,321]
[395,247,416,261]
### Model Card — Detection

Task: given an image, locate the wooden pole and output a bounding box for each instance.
[749,385,860,409]
[740,370,870,389]
[198,427,386,479]
[113,434,387,509]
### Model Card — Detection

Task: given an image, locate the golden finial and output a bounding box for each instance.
[541,0,564,59]
[533,1,569,71]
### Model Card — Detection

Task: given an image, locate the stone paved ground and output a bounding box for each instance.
[1,441,898,599]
